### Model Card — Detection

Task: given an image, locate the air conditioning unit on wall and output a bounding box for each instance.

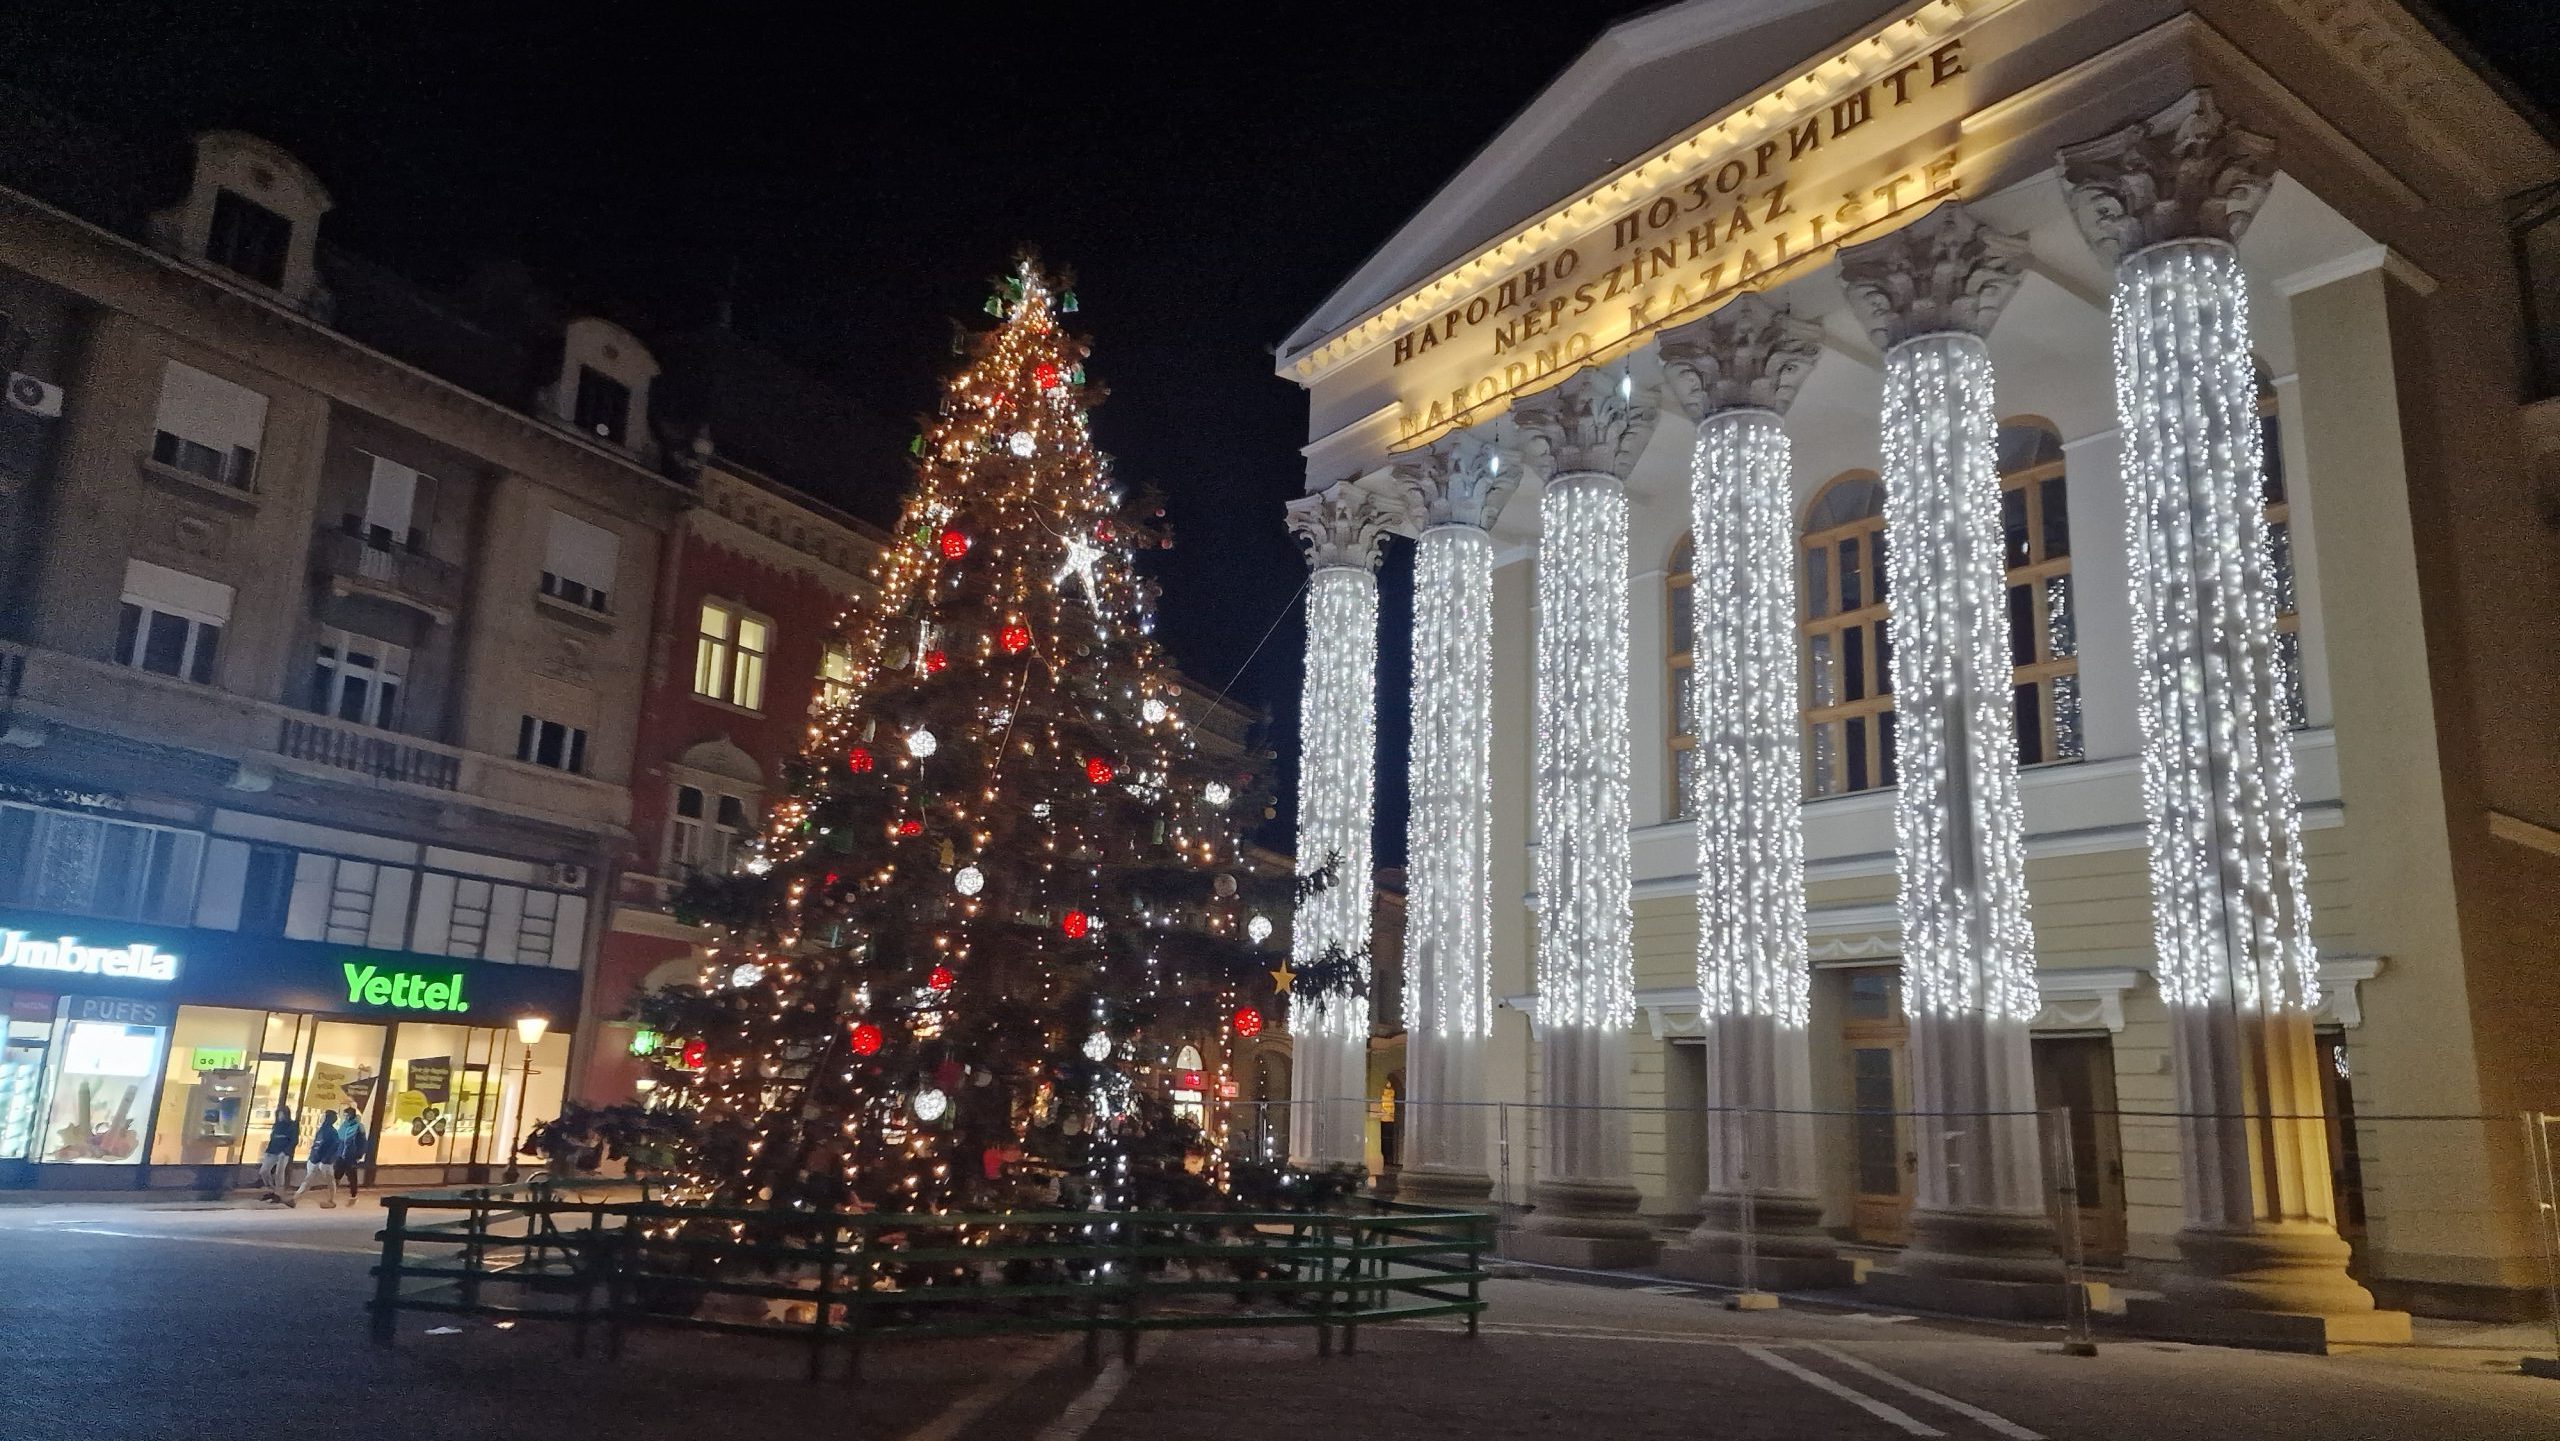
[6,372,63,417]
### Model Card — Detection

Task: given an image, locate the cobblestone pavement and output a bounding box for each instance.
[1,1201,2554,1441]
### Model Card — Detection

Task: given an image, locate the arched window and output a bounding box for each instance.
[1667,536,1698,819]
[1998,420,2081,767]
[1800,424,2081,798]
[2257,360,2307,728]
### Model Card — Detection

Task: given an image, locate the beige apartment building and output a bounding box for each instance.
[0,121,686,1190]
[1278,0,2560,1339]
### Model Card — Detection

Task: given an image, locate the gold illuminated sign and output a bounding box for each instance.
[1374,36,1976,445]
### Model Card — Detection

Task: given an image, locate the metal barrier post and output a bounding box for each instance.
[1315,1216,1335,1358]
[810,1205,838,1383]
[2043,1105,2097,1356]
[370,1196,408,1348]
[461,1194,486,1310]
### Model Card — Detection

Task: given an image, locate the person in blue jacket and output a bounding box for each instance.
[291,1108,342,1208]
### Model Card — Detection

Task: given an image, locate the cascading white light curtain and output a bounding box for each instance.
[1290,563,1377,1166]
[1690,410,1811,1032]
[2112,239,2319,1016]
[1532,476,1635,1038]
[1879,333,2039,1027]
[1407,525,1496,1045]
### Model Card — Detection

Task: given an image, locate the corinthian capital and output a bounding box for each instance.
[1285,481,1398,573]
[1391,424,1521,531]
[2057,88,2275,267]
[1658,294,1824,421]
[1510,363,1659,484]
[1837,203,2028,350]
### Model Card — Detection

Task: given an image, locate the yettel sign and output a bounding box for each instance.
[342,960,471,1014]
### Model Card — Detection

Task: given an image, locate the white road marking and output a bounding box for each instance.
[47,1225,373,1256]
[1810,1344,2046,1440]
[1478,1322,1766,1348]
[1032,1333,1166,1441]
[1739,1344,1945,1437]
[897,1335,1077,1441]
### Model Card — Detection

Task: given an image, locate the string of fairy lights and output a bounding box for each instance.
[653,261,1274,1212]
[2111,237,2320,1015]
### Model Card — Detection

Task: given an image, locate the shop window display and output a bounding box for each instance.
[41,1011,166,1164]
[379,1022,468,1167]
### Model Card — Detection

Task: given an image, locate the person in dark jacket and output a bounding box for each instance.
[334,1109,369,1200]
[258,1104,299,1201]
[291,1108,342,1208]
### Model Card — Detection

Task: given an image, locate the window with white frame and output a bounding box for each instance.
[149,360,266,491]
[694,600,771,711]
[0,802,205,925]
[669,785,752,876]
[820,640,856,710]
[516,715,588,773]
[540,510,618,613]
[116,559,231,685]
[308,626,407,728]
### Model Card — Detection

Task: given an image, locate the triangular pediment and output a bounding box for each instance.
[1281,0,1902,364]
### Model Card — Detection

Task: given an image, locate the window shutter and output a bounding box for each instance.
[544,511,620,595]
[364,456,421,540]
[122,558,234,625]
[154,361,268,457]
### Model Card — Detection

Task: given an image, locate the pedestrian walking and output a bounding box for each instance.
[257,1103,299,1201]
[335,1108,369,1201]
[291,1108,342,1208]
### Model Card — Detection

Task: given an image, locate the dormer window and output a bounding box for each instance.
[206,189,290,288]
[573,367,631,444]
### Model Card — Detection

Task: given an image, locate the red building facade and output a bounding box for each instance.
[576,461,880,1100]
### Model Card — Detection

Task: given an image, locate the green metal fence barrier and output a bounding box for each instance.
[369,1185,1491,1380]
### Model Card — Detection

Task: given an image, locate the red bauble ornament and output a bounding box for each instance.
[1085,755,1116,786]
[998,623,1032,654]
[898,818,923,837]
[679,1038,707,1070]
[1232,1006,1264,1038]
[938,528,969,559]
[1034,361,1061,392]
[1061,910,1090,939]
[847,747,875,774]
[927,964,955,993]
[923,649,949,675]
[848,1022,883,1057]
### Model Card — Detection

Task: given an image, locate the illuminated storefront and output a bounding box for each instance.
[0,908,576,1189]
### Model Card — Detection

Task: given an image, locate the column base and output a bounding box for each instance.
[2123,1297,2411,1354]
[2159,1221,2382,1317]
[1861,1270,2110,1321]
[1504,1177,1661,1269]
[1394,1164,1495,1208]
[1681,1191,1840,1259]
[1893,1204,2065,1284]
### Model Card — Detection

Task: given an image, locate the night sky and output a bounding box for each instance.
[1,0,2550,864]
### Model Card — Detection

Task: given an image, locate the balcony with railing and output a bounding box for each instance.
[0,640,627,835]
[311,520,465,623]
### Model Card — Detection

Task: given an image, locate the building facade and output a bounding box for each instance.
[0,125,687,1189]
[1279,0,2560,1334]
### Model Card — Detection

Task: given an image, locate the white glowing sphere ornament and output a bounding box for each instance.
[906,728,938,758]
[1203,781,1231,807]
[1008,430,1036,457]
[954,864,985,897]
[729,962,766,988]
[1246,914,1274,945]
[1141,697,1169,724]
[912,1087,949,1122]
[1081,1031,1112,1062]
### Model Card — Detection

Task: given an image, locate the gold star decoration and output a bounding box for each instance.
[1268,962,1297,995]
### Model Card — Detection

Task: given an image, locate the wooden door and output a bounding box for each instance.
[1841,968,1912,1244]
[2030,1034,2127,1265]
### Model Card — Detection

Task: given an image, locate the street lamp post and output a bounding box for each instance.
[501,1015,548,1185]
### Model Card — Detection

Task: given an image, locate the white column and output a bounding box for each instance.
[1282,482,1395,1172]
[1656,296,1836,1262]
[2061,89,2383,1320]
[1839,204,2058,1283]
[1508,363,1661,1267]
[1389,429,1520,1204]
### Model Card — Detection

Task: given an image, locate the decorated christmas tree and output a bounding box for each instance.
[641,260,1336,1216]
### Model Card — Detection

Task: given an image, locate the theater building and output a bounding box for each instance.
[1276,0,2559,1338]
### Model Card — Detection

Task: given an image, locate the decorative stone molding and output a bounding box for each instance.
[1511,364,1659,483]
[1284,480,1399,572]
[1657,294,1825,420]
[2030,967,2148,1034]
[1391,424,1522,532]
[1837,203,2028,349]
[2315,954,2382,1029]
[2057,89,2277,267]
